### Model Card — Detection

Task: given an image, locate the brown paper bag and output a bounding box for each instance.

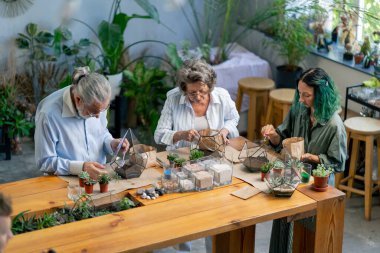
[129,144,157,168]
[282,137,304,160]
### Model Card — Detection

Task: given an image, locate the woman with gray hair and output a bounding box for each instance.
[154,59,239,150]
[35,66,129,180]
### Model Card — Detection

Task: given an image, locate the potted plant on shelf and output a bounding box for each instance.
[260,162,272,181]
[78,171,90,187]
[98,174,112,193]
[312,164,333,191]
[83,178,97,194]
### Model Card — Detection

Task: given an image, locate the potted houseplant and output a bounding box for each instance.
[98,174,112,193]
[312,164,333,191]
[78,171,90,188]
[260,162,272,181]
[83,178,97,194]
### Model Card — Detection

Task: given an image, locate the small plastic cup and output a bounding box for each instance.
[67,184,82,201]
[301,163,312,183]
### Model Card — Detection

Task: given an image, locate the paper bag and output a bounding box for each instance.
[282,137,304,160]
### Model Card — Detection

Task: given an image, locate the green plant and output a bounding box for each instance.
[272,160,285,169]
[0,83,34,139]
[121,61,172,134]
[15,23,92,103]
[98,173,112,184]
[189,149,205,161]
[84,178,97,186]
[312,164,333,177]
[73,0,161,75]
[167,153,179,162]
[78,171,90,180]
[178,0,241,65]
[116,197,136,211]
[174,158,186,167]
[260,162,272,173]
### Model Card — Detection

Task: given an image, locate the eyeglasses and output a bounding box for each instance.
[86,103,110,118]
[186,89,210,99]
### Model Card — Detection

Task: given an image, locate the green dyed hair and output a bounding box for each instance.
[293,68,340,123]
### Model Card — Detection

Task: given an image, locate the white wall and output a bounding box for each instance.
[0,0,197,70]
[239,29,372,113]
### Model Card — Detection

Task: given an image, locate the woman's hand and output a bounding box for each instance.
[301,153,320,164]
[219,128,230,144]
[111,138,130,154]
[83,162,107,180]
[261,124,280,146]
[173,129,200,143]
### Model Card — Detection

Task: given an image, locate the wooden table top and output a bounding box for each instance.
[1,145,344,253]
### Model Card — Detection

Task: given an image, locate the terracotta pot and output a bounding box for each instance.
[354,54,364,64]
[84,184,94,194]
[99,183,109,193]
[261,172,268,181]
[79,178,85,187]
[313,175,328,189]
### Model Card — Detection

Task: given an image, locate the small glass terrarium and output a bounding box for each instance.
[265,165,300,197]
[161,171,180,193]
[207,160,233,186]
[176,171,195,192]
[183,163,206,176]
[195,129,225,153]
[192,170,214,191]
[238,141,268,172]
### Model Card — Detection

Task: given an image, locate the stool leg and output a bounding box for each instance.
[364,135,374,221]
[347,138,359,198]
[282,104,291,121]
[335,173,343,189]
[247,93,257,141]
[235,86,243,112]
[265,98,273,125]
[261,91,269,127]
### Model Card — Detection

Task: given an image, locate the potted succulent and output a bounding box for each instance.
[312,164,333,190]
[83,178,97,194]
[98,174,112,193]
[78,171,90,188]
[189,149,205,161]
[260,162,272,181]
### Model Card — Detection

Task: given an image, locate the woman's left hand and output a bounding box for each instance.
[111,138,130,154]
[219,128,230,145]
[301,153,320,164]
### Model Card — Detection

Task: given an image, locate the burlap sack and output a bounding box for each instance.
[129,144,157,168]
[198,129,224,152]
[282,137,304,160]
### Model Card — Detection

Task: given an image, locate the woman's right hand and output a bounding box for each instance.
[261,124,280,146]
[173,129,200,143]
[83,162,107,180]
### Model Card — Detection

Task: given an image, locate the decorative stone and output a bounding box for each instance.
[136,188,145,195]
[193,171,213,191]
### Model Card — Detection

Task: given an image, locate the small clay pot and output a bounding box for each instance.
[84,184,94,194]
[261,172,268,181]
[354,53,364,64]
[99,183,109,193]
[313,175,329,189]
[79,178,85,187]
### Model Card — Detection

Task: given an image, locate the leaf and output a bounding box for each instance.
[26,23,38,36]
[166,43,183,70]
[35,31,54,44]
[78,38,91,47]
[15,38,29,49]
[134,0,160,23]
[113,12,131,35]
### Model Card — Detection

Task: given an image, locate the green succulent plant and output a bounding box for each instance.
[312,164,333,177]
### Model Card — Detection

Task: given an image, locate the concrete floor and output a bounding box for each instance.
[1,138,380,253]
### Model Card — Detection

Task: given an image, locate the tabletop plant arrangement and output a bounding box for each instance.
[11,194,137,235]
[260,161,272,181]
[312,164,334,191]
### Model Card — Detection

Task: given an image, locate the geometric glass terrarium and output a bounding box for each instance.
[113,129,157,179]
[238,140,269,172]
[191,129,225,156]
[264,164,301,197]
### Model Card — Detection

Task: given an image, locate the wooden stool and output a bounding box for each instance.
[265,88,296,127]
[235,77,275,140]
[337,117,380,221]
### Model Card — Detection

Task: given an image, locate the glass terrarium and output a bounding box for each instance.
[239,141,269,172]
[193,129,225,154]
[192,170,214,191]
[264,165,301,197]
[176,171,195,192]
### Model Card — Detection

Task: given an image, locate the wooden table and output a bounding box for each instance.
[1,158,345,253]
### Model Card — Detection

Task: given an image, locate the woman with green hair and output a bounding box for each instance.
[261,67,347,253]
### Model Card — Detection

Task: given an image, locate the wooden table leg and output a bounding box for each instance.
[295,186,345,253]
[213,225,255,253]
